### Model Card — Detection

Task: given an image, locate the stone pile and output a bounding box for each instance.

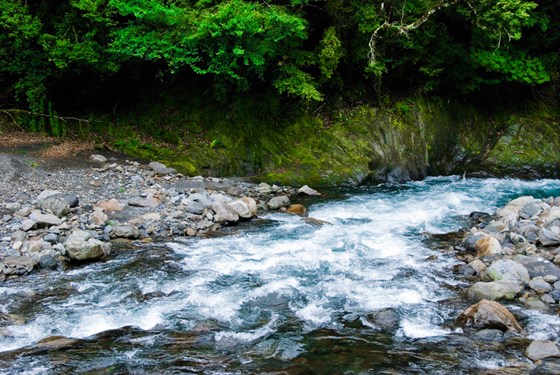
[0,155,319,281]
[455,195,560,364]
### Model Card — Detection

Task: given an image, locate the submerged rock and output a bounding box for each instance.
[526,340,560,362]
[456,299,522,332]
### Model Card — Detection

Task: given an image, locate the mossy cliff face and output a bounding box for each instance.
[110,96,559,186]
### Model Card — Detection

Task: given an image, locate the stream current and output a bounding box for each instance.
[1,176,560,374]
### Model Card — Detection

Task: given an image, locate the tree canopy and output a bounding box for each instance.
[1,0,558,112]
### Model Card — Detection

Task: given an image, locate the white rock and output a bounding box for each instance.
[36,190,61,202]
[89,154,107,163]
[229,197,257,219]
[267,195,290,210]
[298,185,321,196]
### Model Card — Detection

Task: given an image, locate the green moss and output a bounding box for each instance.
[83,91,559,186]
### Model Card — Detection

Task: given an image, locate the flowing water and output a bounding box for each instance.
[1,176,560,374]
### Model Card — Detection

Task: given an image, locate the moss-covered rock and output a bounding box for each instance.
[104,94,560,186]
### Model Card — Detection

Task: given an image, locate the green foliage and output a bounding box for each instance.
[274,66,323,101]
[0,0,558,113]
[316,27,343,79]
[471,49,550,84]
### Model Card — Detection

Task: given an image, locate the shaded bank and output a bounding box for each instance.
[2,96,558,186]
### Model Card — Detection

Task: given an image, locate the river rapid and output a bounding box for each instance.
[1,176,560,374]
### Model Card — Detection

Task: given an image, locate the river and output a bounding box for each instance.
[1,176,560,374]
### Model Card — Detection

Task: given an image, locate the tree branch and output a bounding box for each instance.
[1,109,90,124]
[368,0,458,69]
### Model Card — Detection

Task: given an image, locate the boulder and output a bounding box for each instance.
[89,154,107,163]
[36,190,61,202]
[512,255,560,279]
[298,185,321,196]
[464,232,486,252]
[41,195,71,217]
[520,202,544,219]
[188,192,214,207]
[128,197,160,208]
[149,161,176,175]
[89,211,108,226]
[528,277,552,294]
[497,196,534,226]
[39,255,58,270]
[211,201,239,223]
[368,308,400,332]
[228,197,257,219]
[456,299,522,332]
[539,228,560,246]
[1,256,35,275]
[184,201,206,215]
[287,204,308,216]
[267,195,290,210]
[29,210,62,227]
[524,297,549,311]
[20,219,35,232]
[469,259,487,275]
[467,280,523,301]
[475,236,502,257]
[543,206,560,224]
[257,182,272,194]
[97,199,124,212]
[486,259,530,286]
[64,230,111,261]
[526,340,560,362]
[484,221,507,233]
[110,225,140,239]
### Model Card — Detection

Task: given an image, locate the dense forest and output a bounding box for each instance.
[2,1,558,113]
[1,1,559,184]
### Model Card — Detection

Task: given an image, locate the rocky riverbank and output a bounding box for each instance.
[454,195,560,367]
[0,151,320,281]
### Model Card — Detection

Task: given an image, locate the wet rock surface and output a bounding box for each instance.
[451,194,560,366]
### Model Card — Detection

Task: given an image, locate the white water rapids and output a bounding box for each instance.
[1,176,560,373]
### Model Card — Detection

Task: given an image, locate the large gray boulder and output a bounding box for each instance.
[211,201,239,223]
[467,280,523,301]
[110,225,140,239]
[64,230,111,261]
[267,195,290,210]
[149,161,176,175]
[539,228,560,246]
[41,195,70,217]
[29,210,62,227]
[229,197,257,219]
[512,255,560,279]
[486,259,530,286]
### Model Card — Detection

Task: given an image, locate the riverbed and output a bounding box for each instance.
[1,176,560,374]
